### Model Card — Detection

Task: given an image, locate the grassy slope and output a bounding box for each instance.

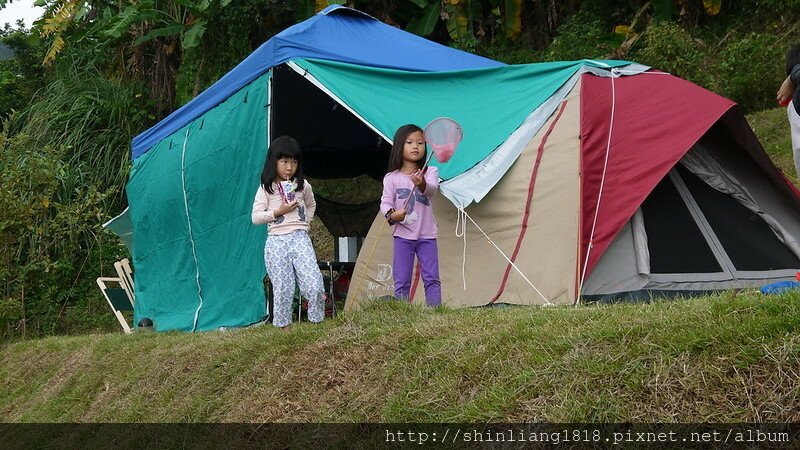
[2,108,799,423]
[2,294,799,423]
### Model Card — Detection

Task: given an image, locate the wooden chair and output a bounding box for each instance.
[96,277,134,333]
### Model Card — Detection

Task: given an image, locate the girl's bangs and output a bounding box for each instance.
[273,147,301,160]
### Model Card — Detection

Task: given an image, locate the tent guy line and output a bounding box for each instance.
[460,207,552,306]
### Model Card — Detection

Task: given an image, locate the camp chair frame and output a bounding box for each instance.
[113,258,135,305]
[96,277,134,333]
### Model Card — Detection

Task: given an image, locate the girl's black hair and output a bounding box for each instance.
[260,135,305,194]
[786,45,800,76]
[387,124,425,172]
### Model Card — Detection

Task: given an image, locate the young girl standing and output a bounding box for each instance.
[252,136,325,328]
[380,124,442,306]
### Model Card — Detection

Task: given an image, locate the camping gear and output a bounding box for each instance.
[96,258,136,333]
[106,6,800,332]
[96,277,134,333]
[107,5,499,332]
[760,280,800,294]
[336,237,361,262]
[113,258,135,303]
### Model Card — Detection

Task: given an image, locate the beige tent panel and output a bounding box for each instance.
[345,212,395,310]
[345,80,582,310]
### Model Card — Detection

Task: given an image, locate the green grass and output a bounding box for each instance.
[749,106,797,182]
[1,293,799,423]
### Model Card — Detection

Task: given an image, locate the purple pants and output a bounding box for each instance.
[393,237,441,306]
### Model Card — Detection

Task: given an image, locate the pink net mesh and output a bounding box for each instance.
[424,118,462,163]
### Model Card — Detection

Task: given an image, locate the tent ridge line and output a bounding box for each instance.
[285,60,391,143]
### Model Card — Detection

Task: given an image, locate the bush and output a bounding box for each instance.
[0,297,22,340]
[634,21,716,91]
[479,43,543,64]
[0,24,45,121]
[716,32,785,112]
[0,129,127,340]
[542,12,621,62]
[14,69,148,208]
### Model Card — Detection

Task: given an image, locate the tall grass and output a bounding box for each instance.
[14,68,150,208]
[0,68,144,339]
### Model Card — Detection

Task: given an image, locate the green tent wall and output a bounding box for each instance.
[127,73,271,331]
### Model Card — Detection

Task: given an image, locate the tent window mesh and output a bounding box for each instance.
[641,175,723,273]
[677,165,800,271]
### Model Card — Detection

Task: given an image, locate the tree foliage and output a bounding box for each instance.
[0,21,45,119]
[0,127,124,339]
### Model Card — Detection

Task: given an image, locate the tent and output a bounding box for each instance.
[115,6,800,331]
[345,68,800,308]
[119,6,501,332]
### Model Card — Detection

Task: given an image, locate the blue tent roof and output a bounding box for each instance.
[131,5,502,160]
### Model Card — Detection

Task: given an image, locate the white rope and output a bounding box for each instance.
[578,68,675,296]
[461,208,552,306]
[180,128,205,333]
[579,68,619,296]
[454,207,467,290]
[612,68,672,76]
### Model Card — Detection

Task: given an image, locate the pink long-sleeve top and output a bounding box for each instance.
[379,166,439,240]
[251,180,316,235]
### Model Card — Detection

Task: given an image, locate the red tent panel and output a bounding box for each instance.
[579,72,735,281]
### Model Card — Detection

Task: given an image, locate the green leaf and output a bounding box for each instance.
[74,4,89,22]
[102,6,142,39]
[503,0,521,39]
[411,0,429,8]
[296,0,316,19]
[407,2,439,36]
[653,0,672,21]
[444,3,468,39]
[703,0,722,15]
[327,0,346,5]
[133,23,184,46]
[220,0,231,6]
[181,19,206,50]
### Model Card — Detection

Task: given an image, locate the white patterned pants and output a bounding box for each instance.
[264,230,325,327]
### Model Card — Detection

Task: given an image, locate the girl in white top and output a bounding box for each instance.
[252,136,325,329]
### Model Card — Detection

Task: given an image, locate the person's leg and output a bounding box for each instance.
[265,234,295,328]
[291,231,325,323]
[416,239,442,307]
[393,237,415,300]
[789,103,800,177]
